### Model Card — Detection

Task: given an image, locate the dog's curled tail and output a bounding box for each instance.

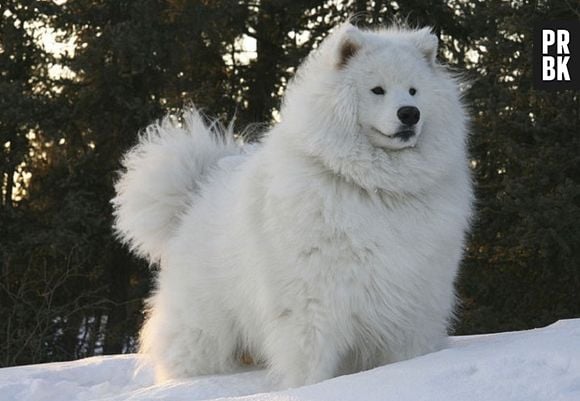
[112,108,240,265]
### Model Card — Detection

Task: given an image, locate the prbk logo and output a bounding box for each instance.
[534,21,579,90]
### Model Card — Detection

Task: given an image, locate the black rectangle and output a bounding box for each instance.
[533,20,580,90]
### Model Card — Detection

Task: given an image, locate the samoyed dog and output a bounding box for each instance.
[113,23,473,388]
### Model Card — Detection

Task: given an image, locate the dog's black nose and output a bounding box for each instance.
[397,106,420,126]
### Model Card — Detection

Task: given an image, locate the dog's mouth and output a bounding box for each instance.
[371,127,416,142]
[393,129,416,141]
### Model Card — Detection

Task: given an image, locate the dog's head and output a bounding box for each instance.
[280,23,469,194]
[337,25,439,151]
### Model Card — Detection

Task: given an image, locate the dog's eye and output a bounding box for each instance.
[409,87,417,96]
[371,86,385,95]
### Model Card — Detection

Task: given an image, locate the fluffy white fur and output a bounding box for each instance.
[112,23,473,388]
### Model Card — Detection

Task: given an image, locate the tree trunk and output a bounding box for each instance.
[103,244,131,355]
[3,165,14,209]
[245,0,285,124]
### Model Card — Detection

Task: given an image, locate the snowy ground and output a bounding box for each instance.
[1,319,579,401]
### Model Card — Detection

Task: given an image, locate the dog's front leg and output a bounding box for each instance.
[264,311,342,388]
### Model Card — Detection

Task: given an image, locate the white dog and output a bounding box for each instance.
[112,23,473,388]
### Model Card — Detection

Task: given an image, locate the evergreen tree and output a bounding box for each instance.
[455,0,580,333]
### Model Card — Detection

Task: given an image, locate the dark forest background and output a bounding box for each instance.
[1,0,579,367]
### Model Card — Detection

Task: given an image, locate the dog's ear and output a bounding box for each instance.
[336,24,363,69]
[411,28,438,65]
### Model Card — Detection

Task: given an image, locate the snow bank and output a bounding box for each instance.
[1,319,579,401]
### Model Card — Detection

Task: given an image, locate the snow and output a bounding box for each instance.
[1,319,579,401]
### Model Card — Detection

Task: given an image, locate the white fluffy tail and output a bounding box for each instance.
[112,108,240,265]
